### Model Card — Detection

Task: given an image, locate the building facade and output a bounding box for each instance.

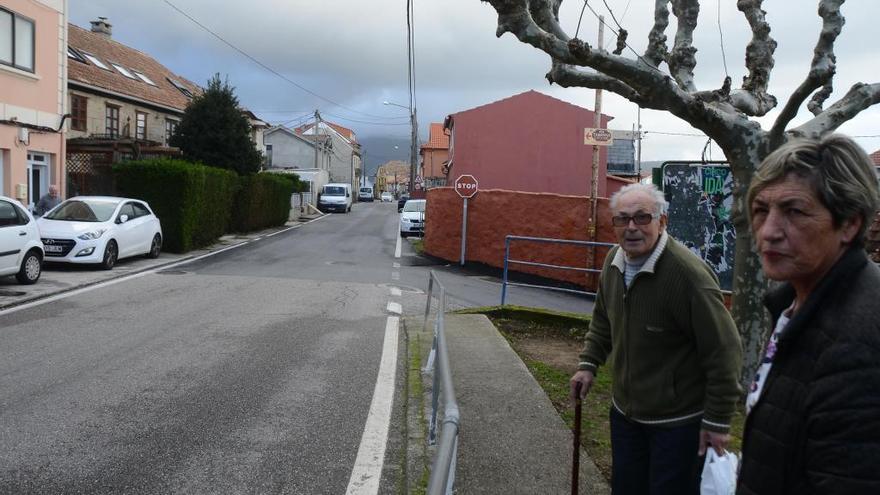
[419,122,448,189]
[296,120,362,194]
[0,0,67,209]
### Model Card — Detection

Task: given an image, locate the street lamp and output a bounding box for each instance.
[384,101,418,194]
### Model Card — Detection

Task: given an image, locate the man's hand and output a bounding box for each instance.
[698,429,730,456]
[569,370,595,405]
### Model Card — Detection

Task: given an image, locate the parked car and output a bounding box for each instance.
[318,183,352,213]
[397,194,410,212]
[0,196,43,284]
[399,199,426,238]
[37,196,162,270]
[380,192,394,203]
[358,186,374,202]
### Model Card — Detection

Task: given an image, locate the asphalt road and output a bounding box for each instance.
[0,201,593,494]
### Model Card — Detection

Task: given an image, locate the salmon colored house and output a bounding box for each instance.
[419,122,449,189]
[0,0,67,209]
[443,90,625,197]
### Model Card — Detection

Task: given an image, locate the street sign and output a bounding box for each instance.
[454,174,479,198]
[584,128,614,146]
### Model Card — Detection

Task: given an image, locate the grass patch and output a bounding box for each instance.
[407,332,429,495]
[410,238,425,255]
[470,305,745,482]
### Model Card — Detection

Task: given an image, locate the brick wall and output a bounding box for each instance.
[424,187,616,289]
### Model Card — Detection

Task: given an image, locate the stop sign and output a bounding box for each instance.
[454,175,479,198]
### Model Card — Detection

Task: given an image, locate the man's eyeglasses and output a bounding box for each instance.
[611,212,657,227]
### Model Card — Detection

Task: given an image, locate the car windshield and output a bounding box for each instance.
[324,187,345,196]
[44,199,119,222]
[360,188,371,193]
[403,201,425,213]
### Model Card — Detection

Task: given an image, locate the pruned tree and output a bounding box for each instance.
[480,0,880,384]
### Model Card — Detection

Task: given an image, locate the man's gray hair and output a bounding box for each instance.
[747,134,879,245]
[610,183,669,216]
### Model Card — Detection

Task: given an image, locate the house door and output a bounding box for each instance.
[27,152,50,211]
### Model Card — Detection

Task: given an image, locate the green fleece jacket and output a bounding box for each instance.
[579,232,742,432]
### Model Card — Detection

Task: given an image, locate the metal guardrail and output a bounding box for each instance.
[422,270,461,495]
[501,235,616,305]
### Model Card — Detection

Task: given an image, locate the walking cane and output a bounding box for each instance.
[572,381,583,495]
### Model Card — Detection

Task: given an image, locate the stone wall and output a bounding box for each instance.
[424,187,616,289]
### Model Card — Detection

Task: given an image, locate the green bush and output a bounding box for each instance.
[113,158,237,252]
[230,173,297,232]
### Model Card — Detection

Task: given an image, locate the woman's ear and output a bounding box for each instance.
[840,216,864,244]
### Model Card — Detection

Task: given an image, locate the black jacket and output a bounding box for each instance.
[737,247,880,494]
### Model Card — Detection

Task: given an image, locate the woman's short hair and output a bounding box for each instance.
[610,183,669,216]
[747,134,880,245]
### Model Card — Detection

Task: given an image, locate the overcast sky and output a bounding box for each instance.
[69,0,880,162]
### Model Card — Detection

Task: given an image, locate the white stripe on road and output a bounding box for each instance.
[386,302,402,315]
[392,262,400,269]
[390,287,402,297]
[395,234,402,258]
[391,272,400,281]
[346,316,400,494]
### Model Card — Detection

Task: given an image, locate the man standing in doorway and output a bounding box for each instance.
[34,185,61,217]
[570,183,742,494]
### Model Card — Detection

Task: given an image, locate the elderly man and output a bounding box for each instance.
[34,185,60,217]
[570,183,742,495]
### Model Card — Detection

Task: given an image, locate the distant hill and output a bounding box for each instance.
[359,136,412,178]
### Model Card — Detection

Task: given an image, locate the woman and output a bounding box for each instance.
[738,134,880,494]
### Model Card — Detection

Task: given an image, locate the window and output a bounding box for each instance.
[0,200,19,227]
[133,71,156,85]
[83,52,111,70]
[111,63,136,79]
[266,144,273,167]
[105,105,120,138]
[70,94,87,131]
[0,8,35,72]
[167,78,194,98]
[135,111,147,140]
[165,119,178,145]
[67,47,87,64]
[131,202,151,218]
[118,203,135,221]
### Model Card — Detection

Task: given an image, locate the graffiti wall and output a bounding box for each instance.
[662,162,735,291]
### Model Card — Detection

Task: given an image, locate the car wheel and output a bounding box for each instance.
[16,249,42,285]
[146,233,162,259]
[400,231,408,238]
[101,240,118,270]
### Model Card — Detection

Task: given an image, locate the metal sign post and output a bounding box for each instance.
[454,175,479,266]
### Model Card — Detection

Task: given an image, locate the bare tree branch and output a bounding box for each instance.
[737,0,778,113]
[769,0,844,142]
[547,62,654,107]
[644,0,671,67]
[669,0,700,92]
[790,82,880,138]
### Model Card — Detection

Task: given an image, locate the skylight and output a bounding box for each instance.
[133,71,156,86]
[83,53,111,70]
[67,47,87,64]
[167,78,194,98]
[111,63,136,79]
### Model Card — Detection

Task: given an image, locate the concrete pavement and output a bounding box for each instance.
[406,314,610,494]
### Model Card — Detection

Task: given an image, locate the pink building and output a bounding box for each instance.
[419,122,449,189]
[0,0,67,208]
[443,90,618,197]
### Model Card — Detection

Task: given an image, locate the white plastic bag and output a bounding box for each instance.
[700,449,738,495]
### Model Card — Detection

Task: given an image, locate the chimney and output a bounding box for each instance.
[90,17,112,38]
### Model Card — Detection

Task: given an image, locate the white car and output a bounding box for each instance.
[381,192,394,203]
[0,195,43,284]
[399,199,426,238]
[37,196,162,270]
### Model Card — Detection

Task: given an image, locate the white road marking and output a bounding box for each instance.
[394,234,402,258]
[346,316,400,494]
[392,262,400,269]
[391,272,400,281]
[390,287,402,297]
[386,302,402,315]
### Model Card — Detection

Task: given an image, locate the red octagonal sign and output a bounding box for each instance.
[455,174,479,198]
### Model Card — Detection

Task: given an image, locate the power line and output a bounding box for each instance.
[161,0,396,121]
[717,0,730,78]
[321,112,412,126]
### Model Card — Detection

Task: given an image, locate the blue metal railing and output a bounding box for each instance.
[422,270,460,495]
[501,235,616,305]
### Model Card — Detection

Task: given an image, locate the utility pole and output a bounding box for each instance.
[587,16,604,286]
[313,109,321,171]
[410,109,418,194]
[637,106,642,178]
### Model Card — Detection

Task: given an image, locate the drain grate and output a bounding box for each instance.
[157,269,188,275]
[0,290,27,297]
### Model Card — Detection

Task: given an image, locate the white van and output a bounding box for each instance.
[358,186,374,202]
[318,183,352,213]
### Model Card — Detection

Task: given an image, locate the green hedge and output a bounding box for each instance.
[113,158,238,252]
[230,173,296,232]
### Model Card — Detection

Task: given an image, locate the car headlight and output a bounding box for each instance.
[77,229,107,240]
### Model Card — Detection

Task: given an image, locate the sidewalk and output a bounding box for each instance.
[407,314,609,494]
